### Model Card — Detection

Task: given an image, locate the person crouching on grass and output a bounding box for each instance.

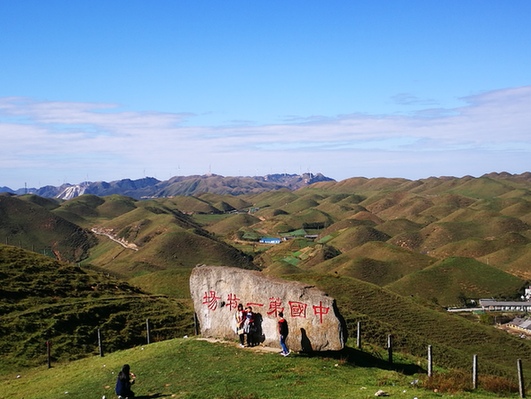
[278,311,290,356]
[115,363,136,399]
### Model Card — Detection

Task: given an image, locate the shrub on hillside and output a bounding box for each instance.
[422,370,518,395]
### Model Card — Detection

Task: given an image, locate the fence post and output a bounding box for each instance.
[387,334,393,364]
[146,318,151,345]
[356,321,362,349]
[518,358,526,398]
[46,340,51,369]
[98,328,104,357]
[427,345,433,377]
[472,354,478,390]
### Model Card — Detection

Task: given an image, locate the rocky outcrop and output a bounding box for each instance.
[190,265,345,352]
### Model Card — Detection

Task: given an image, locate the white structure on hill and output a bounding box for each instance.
[479,299,531,312]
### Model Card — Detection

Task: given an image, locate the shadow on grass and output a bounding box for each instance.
[299,346,425,376]
[135,394,165,399]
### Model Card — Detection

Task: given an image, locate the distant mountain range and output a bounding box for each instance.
[0,173,334,200]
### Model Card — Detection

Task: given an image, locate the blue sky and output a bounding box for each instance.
[1,1,530,189]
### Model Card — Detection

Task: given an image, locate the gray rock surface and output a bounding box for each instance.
[190,265,345,352]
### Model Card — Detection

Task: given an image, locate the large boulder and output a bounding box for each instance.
[190,265,345,352]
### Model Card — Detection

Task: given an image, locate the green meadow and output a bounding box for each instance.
[0,338,518,399]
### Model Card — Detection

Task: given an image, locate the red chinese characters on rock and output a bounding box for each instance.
[202,290,221,310]
[226,293,240,311]
[288,301,308,318]
[201,289,330,323]
[313,301,330,323]
[267,297,284,317]
[245,302,264,308]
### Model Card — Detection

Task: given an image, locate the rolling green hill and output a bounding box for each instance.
[386,256,525,306]
[0,245,193,369]
[279,271,531,380]
[75,197,255,299]
[310,241,434,286]
[0,194,95,262]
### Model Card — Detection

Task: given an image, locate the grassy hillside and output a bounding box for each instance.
[0,245,194,369]
[243,174,531,305]
[276,272,531,381]
[0,338,519,399]
[74,196,255,296]
[203,213,261,237]
[386,257,525,306]
[0,194,95,262]
[309,242,434,286]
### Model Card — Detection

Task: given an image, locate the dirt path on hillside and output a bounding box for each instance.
[91,227,138,251]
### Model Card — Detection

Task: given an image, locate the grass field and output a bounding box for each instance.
[0,338,518,399]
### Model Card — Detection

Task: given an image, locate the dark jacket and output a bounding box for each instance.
[115,372,135,397]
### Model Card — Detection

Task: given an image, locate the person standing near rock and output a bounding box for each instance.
[235,303,246,347]
[278,311,290,356]
[244,306,255,346]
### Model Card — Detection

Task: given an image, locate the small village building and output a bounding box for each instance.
[259,237,281,244]
[503,317,531,337]
[479,299,531,312]
[506,317,531,330]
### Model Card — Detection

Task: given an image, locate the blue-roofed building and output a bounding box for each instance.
[259,237,282,244]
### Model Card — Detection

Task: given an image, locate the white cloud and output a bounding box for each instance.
[1,86,530,188]
[391,93,437,106]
